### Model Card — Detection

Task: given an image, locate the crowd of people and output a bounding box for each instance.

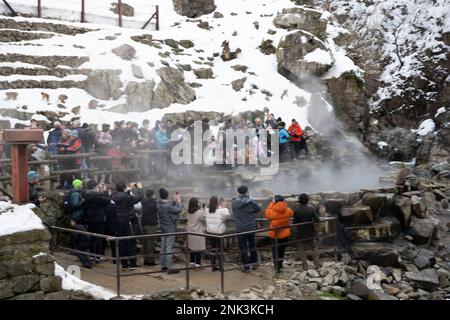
[1,113,310,188]
[28,170,320,274]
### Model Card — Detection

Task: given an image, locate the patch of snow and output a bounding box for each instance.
[0,201,45,237]
[303,48,333,65]
[435,107,446,117]
[377,141,388,149]
[412,119,436,136]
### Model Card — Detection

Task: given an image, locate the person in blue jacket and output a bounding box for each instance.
[46,121,62,155]
[278,122,290,162]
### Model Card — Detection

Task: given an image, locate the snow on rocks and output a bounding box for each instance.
[0,202,45,237]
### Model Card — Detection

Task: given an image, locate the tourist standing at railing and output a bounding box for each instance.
[187,197,206,267]
[265,195,293,273]
[28,170,45,207]
[278,122,291,163]
[205,196,230,272]
[46,121,62,155]
[141,189,159,266]
[288,119,303,160]
[56,129,82,189]
[232,185,261,273]
[96,124,113,184]
[112,182,144,270]
[155,123,170,178]
[84,179,110,263]
[293,193,320,269]
[158,188,183,274]
[70,179,85,224]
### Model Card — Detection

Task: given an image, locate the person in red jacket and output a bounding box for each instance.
[57,130,82,189]
[265,195,294,273]
[288,119,304,160]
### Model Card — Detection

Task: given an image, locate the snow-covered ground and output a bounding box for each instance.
[0,0,361,132]
[0,201,45,237]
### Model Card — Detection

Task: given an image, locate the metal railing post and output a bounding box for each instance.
[37,0,42,18]
[185,234,190,290]
[118,0,122,27]
[219,237,225,294]
[156,5,159,31]
[81,0,85,23]
[115,239,121,298]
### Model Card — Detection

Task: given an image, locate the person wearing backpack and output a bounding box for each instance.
[70,179,85,224]
[84,179,110,262]
[205,196,230,271]
[141,189,159,266]
[112,182,144,270]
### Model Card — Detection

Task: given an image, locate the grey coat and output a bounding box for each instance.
[232,195,261,232]
[158,200,183,233]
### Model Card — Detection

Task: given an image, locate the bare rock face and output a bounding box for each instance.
[154,67,196,107]
[276,30,333,84]
[125,80,155,112]
[172,0,216,18]
[85,70,122,100]
[273,7,327,39]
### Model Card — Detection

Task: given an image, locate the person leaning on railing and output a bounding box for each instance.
[265,195,293,273]
[293,193,320,269]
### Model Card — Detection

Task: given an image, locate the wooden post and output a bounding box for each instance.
[81,0,85,23]
[118,0,122,27]
[37,0,42,18]
[156,5,159,31]
[10,145,29,204]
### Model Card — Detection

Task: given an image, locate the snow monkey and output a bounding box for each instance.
[41,92,50,103]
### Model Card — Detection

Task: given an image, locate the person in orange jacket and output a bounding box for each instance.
[265,195,294,273]
[288,119,304,159]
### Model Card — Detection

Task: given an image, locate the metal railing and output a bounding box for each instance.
[3,0,159,30]
[50,217,337,297]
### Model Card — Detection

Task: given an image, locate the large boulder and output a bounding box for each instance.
[125,80,155,112]
[409,217,438,245]
[172,0,216,18]
[277,30,333,84]
[155,67,196,106]
[351,242,402,267]
[341,205,373,226]
[392,196,412,228]
[413,249,436,270]
[273,7,327,39]
[85,70,122,100]
[404,269,439,291]
[386,128,419,161]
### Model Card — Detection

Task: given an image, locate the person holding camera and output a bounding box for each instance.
[265,195,293,273]
[112,181,144,270]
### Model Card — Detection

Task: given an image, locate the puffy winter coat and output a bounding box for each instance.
[205,207,231,234]
[70,189,85,222]
[46,128,62,154]
[279,128,290,144]
[112,190,144,225]
[293,204,320,240]
[265,201,294,239]
[187,209,206,251]
[288,123,303,142]
[232,196,261,232]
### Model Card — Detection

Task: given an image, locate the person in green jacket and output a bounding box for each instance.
[71,179,85,223]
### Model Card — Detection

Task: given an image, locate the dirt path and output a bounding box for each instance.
[54,251,276,296]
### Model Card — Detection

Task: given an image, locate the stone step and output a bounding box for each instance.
[0,53,89,68]
[0,75,87,90]
[0,29,55,42]
[0,17,95,35]
[0,65,90,78]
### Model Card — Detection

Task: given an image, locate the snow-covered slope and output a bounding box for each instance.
[0,202,45,237]
[0,0,359,131]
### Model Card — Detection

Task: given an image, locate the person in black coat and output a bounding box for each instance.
[84,179,110,262]
[293,193,320,269]
[111,182,144,270]
[70,219,92,269]
[141,189,159,266]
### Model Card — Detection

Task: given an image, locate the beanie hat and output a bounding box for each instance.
[72,179,83,189]
[28,171,39,182]
[159,188,169,199]
[237,185,248,194]
[274,195,284,203]
[299,193,309,205]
